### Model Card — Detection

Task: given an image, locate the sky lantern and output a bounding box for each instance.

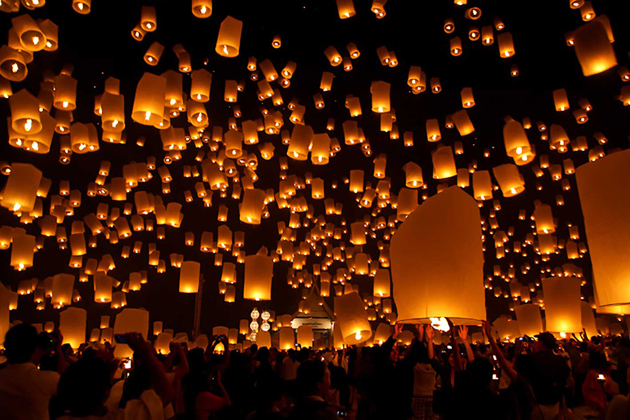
[335,292,372,345]
[216,16,243,57]
[576,149,630,306]
[573,18,617,76]
[10,89,41,135]
[0,45,28,81]
[432,146,457,179]
[244,248,273,301]
[240,188,266,224]
[514,304,543,337]
[503,120,535,165]
[2,163,41,213]
[297,325,313,347]
[59,307,86,350]
[391,187,485,325]
[336,0,356,19]
[371,81,391,113]
[493,164,525,197]
[542,277,582,333]
[132,73,166,126]
[179,261,200,293]
[192,0,212,18]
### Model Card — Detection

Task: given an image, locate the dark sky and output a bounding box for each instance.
[1,0,629,338]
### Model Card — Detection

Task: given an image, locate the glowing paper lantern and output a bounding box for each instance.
[514,304,543,337]
[239,188,265,225]
[10,233,36,271]
[573,19,617,77]
[576,149,630,306]
[541,277,581,333]
[432,146,457,179]
[1,163,41,213]
[59,307,86,350]
[244,251,273,301]
[132,73,166,126]
[336,0,356,19]
[374,269,390,297]
[0,45,28,82]
[493,164,525,197]
[297,325,313,348]
[192,0,212,18]
[371,81,391,113]
[279,326,295,350]
[391,187,485,324]
[52,274,74,306]
[335,292,372,345]
[581,301,598,338]
[114,308,149,358]
[10,89,41,135]
[503,120,535,165]
[179,261,200,293]
[216,16,242,57]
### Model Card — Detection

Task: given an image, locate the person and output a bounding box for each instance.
[411,325,438,420]
[288,359,340,420]
[583,351,619,416]
[183,336,232,420]
[56,356,112,419]
[483,321,537,420]
[0,324,67,420]
[530,332,571,419]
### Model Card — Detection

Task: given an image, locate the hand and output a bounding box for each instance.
[392,323,403,340]
[169,341,183,354]
[125,333,153,358]
[458,325,468,342]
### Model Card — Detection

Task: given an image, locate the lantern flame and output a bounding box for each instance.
[24,119,33,132]
[430,317,450,332]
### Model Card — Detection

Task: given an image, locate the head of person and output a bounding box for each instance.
[57,357,111,417]
[297,359,331,398]
[536,332,557,352]
[589,351,609,372]
[4,323,38,364]
[468,357,494,389]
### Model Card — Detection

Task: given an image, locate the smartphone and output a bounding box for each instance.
[123,358,132,370]
[114,334,127,344]
[492,373,499,381]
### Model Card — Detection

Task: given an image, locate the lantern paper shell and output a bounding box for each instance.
[542,277,582,333]
[297,325,313,348]
[132,73,166,126]
[576,149,630,306]
[1,163,42,213]
[113,308,150,358]
[279,326,295,350]
[243,254,273,300]
[391,187,485,324]
[514,304,543,337]
[59,307,86,350]
[334,292,372,345]
[216,16,243,57]
[573,19,617,77]
[179,261,200,293]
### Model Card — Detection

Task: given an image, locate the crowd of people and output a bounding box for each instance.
[1,320,630,420]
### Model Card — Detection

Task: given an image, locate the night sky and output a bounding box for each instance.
[1,0,629,338]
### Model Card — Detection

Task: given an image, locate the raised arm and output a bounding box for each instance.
[482,321,518,381]
[458,326,475,363]
[425,325,435,361]
[126,332,176,406]
[448,319,463,372]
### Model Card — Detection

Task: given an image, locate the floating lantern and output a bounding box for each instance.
[216,16,243,57]
[391,187,485,324]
